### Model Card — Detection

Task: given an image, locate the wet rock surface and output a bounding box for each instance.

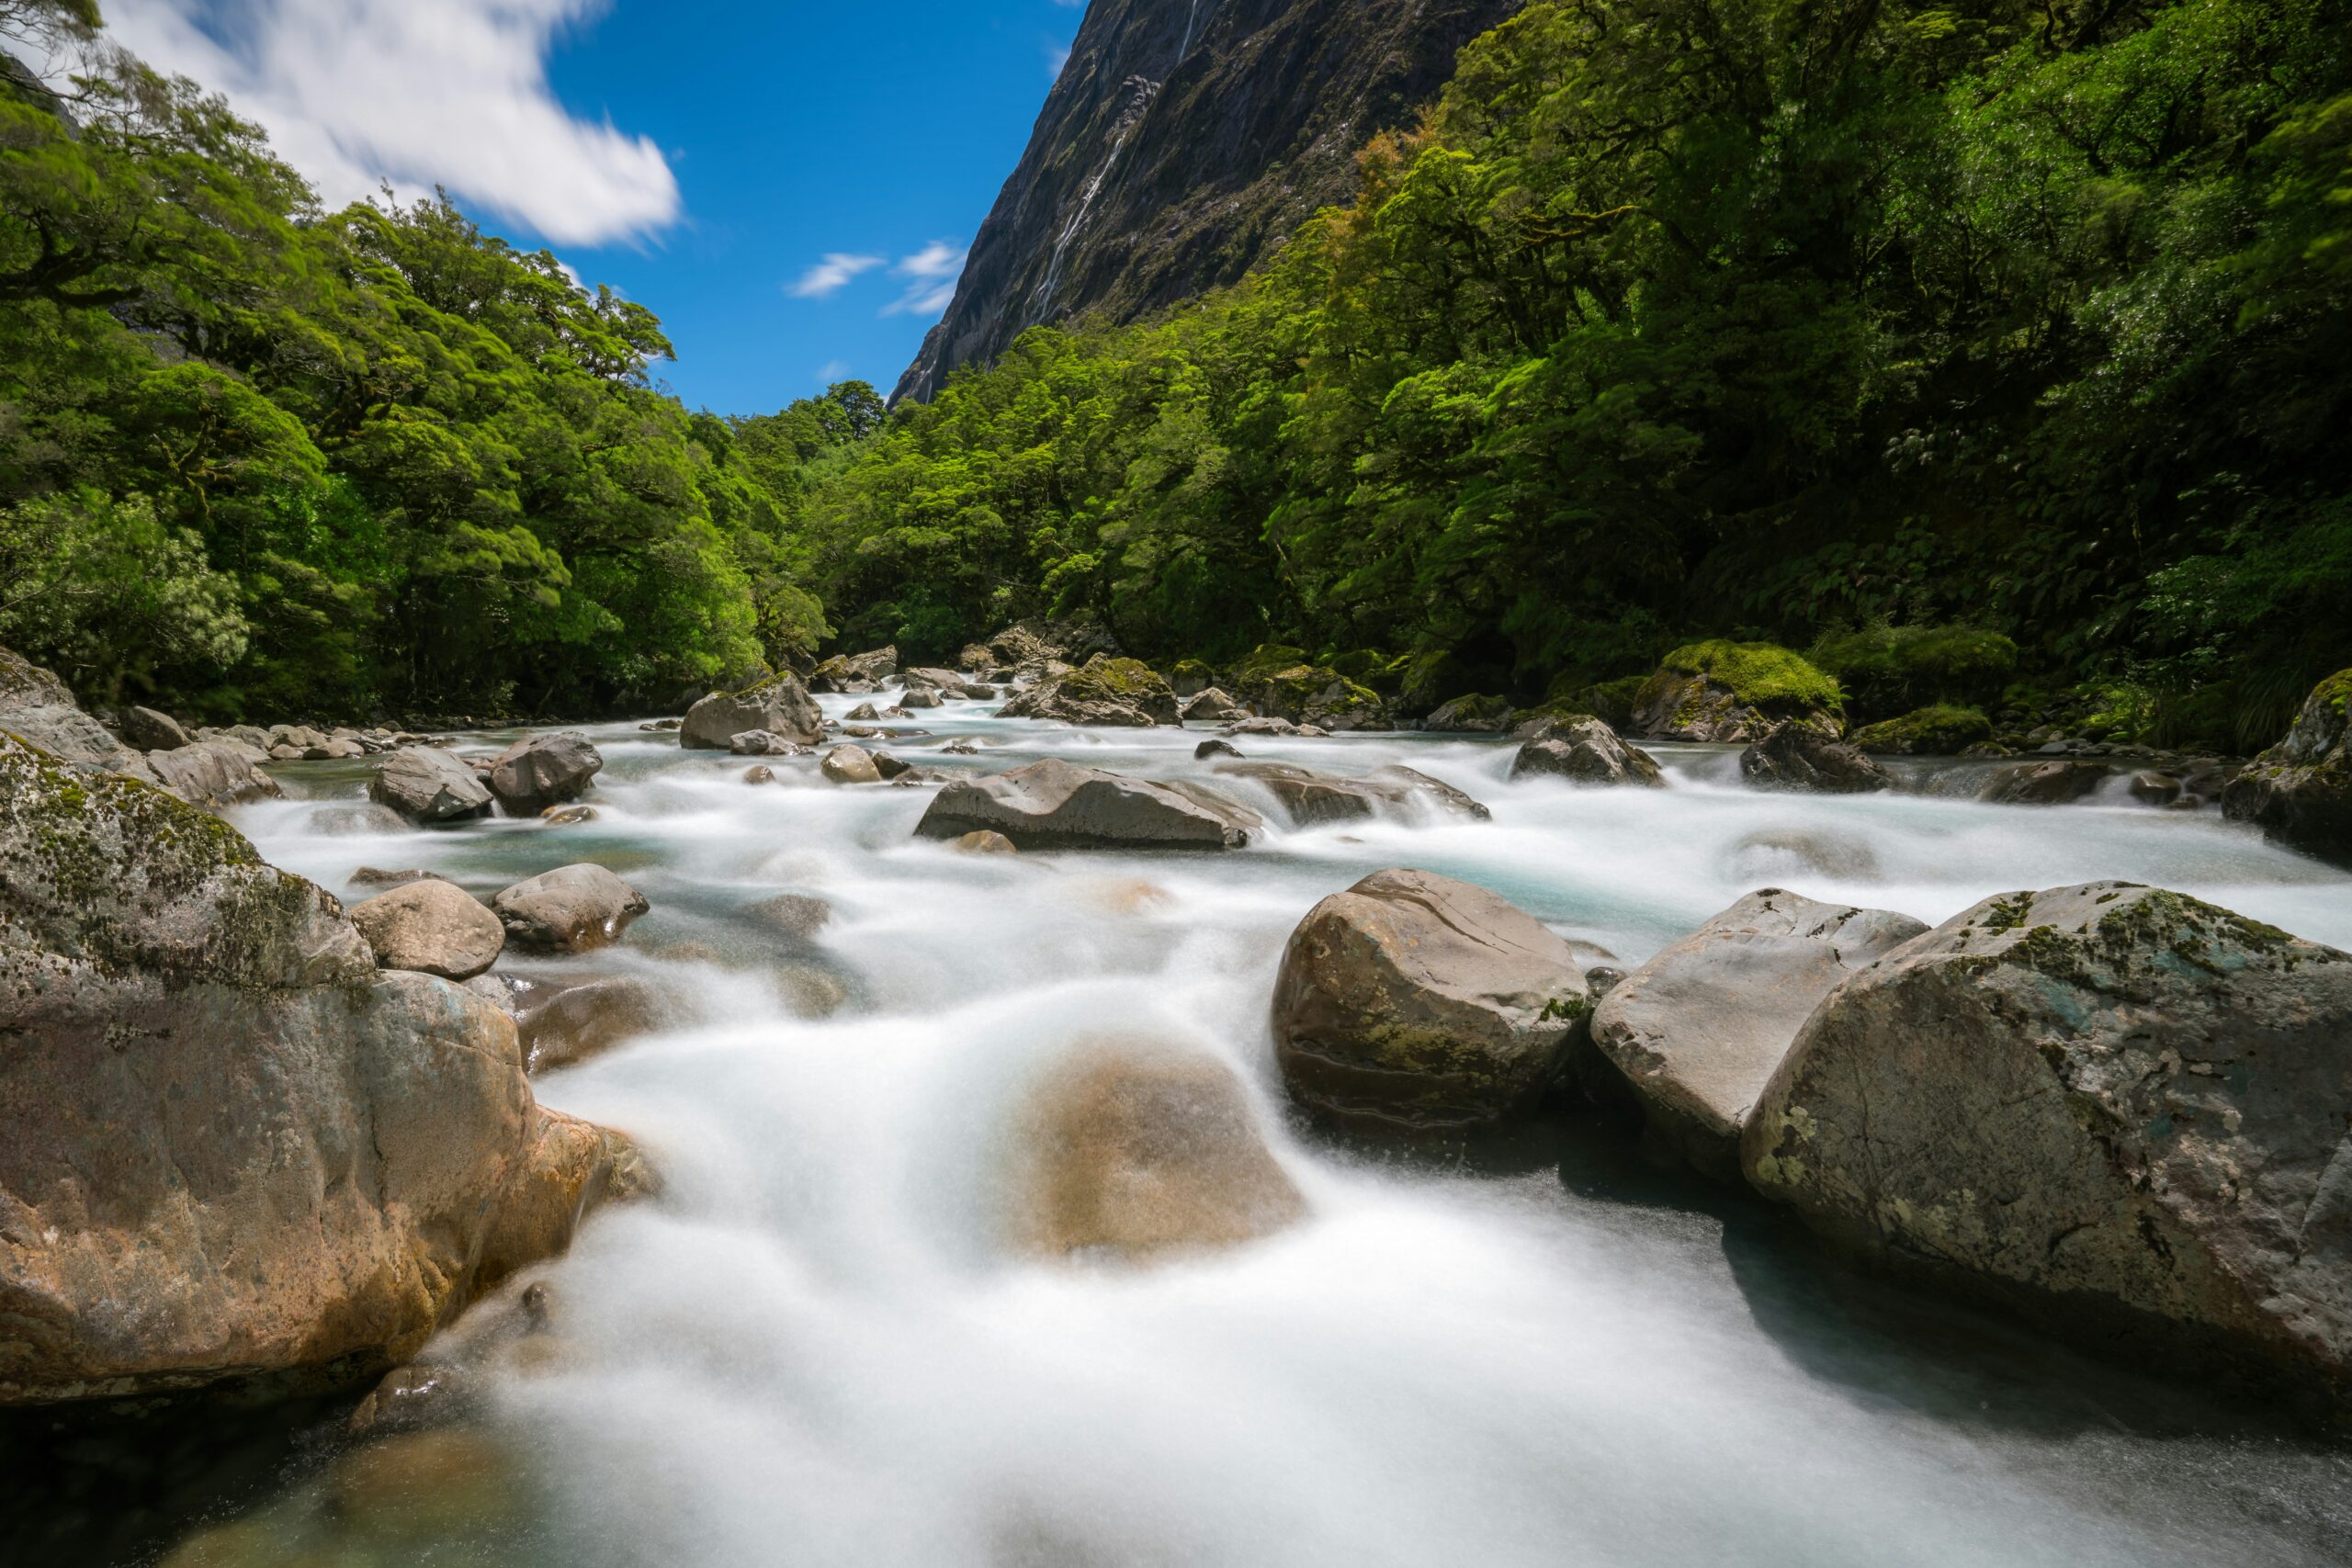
[492,864,650,953]
[1272,870,1590,1132]
[1738,725,1895,795]
[370,747,495,825]
[2225,670,2352,867]
[682,674,823,750]
[1510,718,1666,787]
[485,732,602,815]
[915,759,1261,851]
[350,878,505,981]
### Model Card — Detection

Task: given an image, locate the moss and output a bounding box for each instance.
[1227,645,1311,687]
[1810,625,2017,712]
[1982,893,2037,934]
[1167,658,1216,687]
[1658,640,1844,713]
[1329,649,1404,695]
[1850,705,1993,755]
[1425,693,1514,729]
[1510,697,1594,732]
[1061,656,1172,704]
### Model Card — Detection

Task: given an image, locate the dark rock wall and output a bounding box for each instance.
[895,0,1521,403]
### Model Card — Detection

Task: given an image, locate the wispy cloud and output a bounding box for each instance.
[102,0,681,247]
[817,360,852,384]
[1046,43,1071,79]
[882,241,967,319]
[787,253,886,300]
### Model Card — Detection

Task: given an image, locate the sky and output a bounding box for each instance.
[98,0,1087,414]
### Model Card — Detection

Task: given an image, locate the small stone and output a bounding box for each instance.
[956,830,1020,854]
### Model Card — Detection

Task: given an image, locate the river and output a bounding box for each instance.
[164,693,2352,1564]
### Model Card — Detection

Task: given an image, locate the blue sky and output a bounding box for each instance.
[102,1,1087,414]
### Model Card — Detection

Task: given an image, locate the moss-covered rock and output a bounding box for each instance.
[1809,624,2018,714]
[1424,694,1515,733]
[1850,705,1995,755]
[1229,653,1388,732]
[1001,655,1181,727]
[1166,658,1217,698]
[2224,669,2352,867]
[1632,641,1844,743]
[0,730,646,1404]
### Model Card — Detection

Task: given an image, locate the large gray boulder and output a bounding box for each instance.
[351,879,506,981]
[145,741,284,808]
[681,674,822,750]
[914,760,1261,851]
[0,732,646,1404]
[1737,724,1894,794]
[2224,670,2352,868]
[0,646,72,710]
[1180,687,1247,723]
[486,732,602,815]
[1744,883,2352,1400]
[1591,891,1927,1178]
[808,645,899,692]
[1271,870,1589,1132]
[370,747,495,825]
[1510,718,1665,787]
[820,744,883,785]
[118,705,191,751]
[0,704,161,785]
[492,864,650,953]
[999,655,1181,728]
[1214,761,1489,828]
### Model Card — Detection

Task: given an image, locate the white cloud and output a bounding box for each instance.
[786,254,885,300]
[881,241,967,319]
[1046,43,1071,79]
[101,0,680,247]
[816,360,851,384]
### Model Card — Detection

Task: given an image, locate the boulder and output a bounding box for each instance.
[2224,670,2352,867]
[869,750,913,780]
[682,674,822,750]
[1737,724,1895,795]
[844,702,882,722]
[1510,718,1666,787]
[370,747,495,825]
[999,655,1181,728]
[0,701,160,784]
[0,646,72,710]
[1003,1040,1305,1264]
[491,864,649,953]
[730,730,804,757]
[1167,660,1216,699]
[1979,759,2110,805]
[349,867,452,890]
[1215,762,1490,828]
[485,732,602,815]
[1194,739,1243,761]
[809,645,899,692]
[146,742,284,808]
[821,744,883,785]
[350,880,506,982]
[1631,641,1844,743]
[743,765,777,784]
[956,830,1019,855]
[897,684,944,710]
[1230,658,1387,732]
[118,705,190,751]
[516,976,673,1074]
[1180,686,1247,723]
[0,731,644,1404]
[1744,884,2352,1401]
[913,759,1261,851]
[1223,716,1301,738]
[1849,705,1994,756]
[1590,891,1928,1178]
[1271,870,1590,1131]
[1423,694,1515,733]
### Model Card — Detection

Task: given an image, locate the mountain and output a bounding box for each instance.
[894,0,1521,404]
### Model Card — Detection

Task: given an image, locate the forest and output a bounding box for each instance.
[5,0,2349,749]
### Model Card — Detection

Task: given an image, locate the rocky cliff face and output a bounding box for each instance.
[895,0,1520,403]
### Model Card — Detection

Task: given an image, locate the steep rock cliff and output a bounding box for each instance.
[895,0,1520,403]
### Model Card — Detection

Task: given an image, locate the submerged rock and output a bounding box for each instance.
[956,830,1020,855]
[0,732,644,1404]
[350,878,505,981]
[486,732,602,815]
[1744,883,2352,1401]
[1591,890,1927,1178]
[1738,724,1894,795]
[1272,869,1590,1132]
[516,976,673,1073]
[1215,761,1489,827]
[370,746,495,825]
[682,673,823,750]
[1004,1040,1304,1264]
[821,744,883,784]
[1000,655,1182,728]
[2225,670,2352,867]
[914,759,1261,851]
[492,864,649,952]
[1510,718,1665,787]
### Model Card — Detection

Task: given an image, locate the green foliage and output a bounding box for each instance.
[1658,641,1845,713]
[1810,624,2019,717]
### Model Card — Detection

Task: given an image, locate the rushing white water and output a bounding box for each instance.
[223,699,2352,1567]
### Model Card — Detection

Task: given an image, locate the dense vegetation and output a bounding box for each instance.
[807,0,2352,747]
[0,0,865,720]
[5,0,2348,746]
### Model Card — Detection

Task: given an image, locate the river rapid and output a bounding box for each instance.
[192,693,2352,1566]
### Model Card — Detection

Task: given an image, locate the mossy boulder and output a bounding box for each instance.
[1632,640,1844,743]
[1850,705,1994,755]
[1001,655,1181,727]
[682,672,823,750]
[1809,624,2018,715]
[1166,658,1217,698]
[1424,694,1515,733]
[2224,669,2352,867]
[1745,883,2352,1404]
[1390,649,1474,721]
[0,732,646,1404]
[1227,651,1387,732]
